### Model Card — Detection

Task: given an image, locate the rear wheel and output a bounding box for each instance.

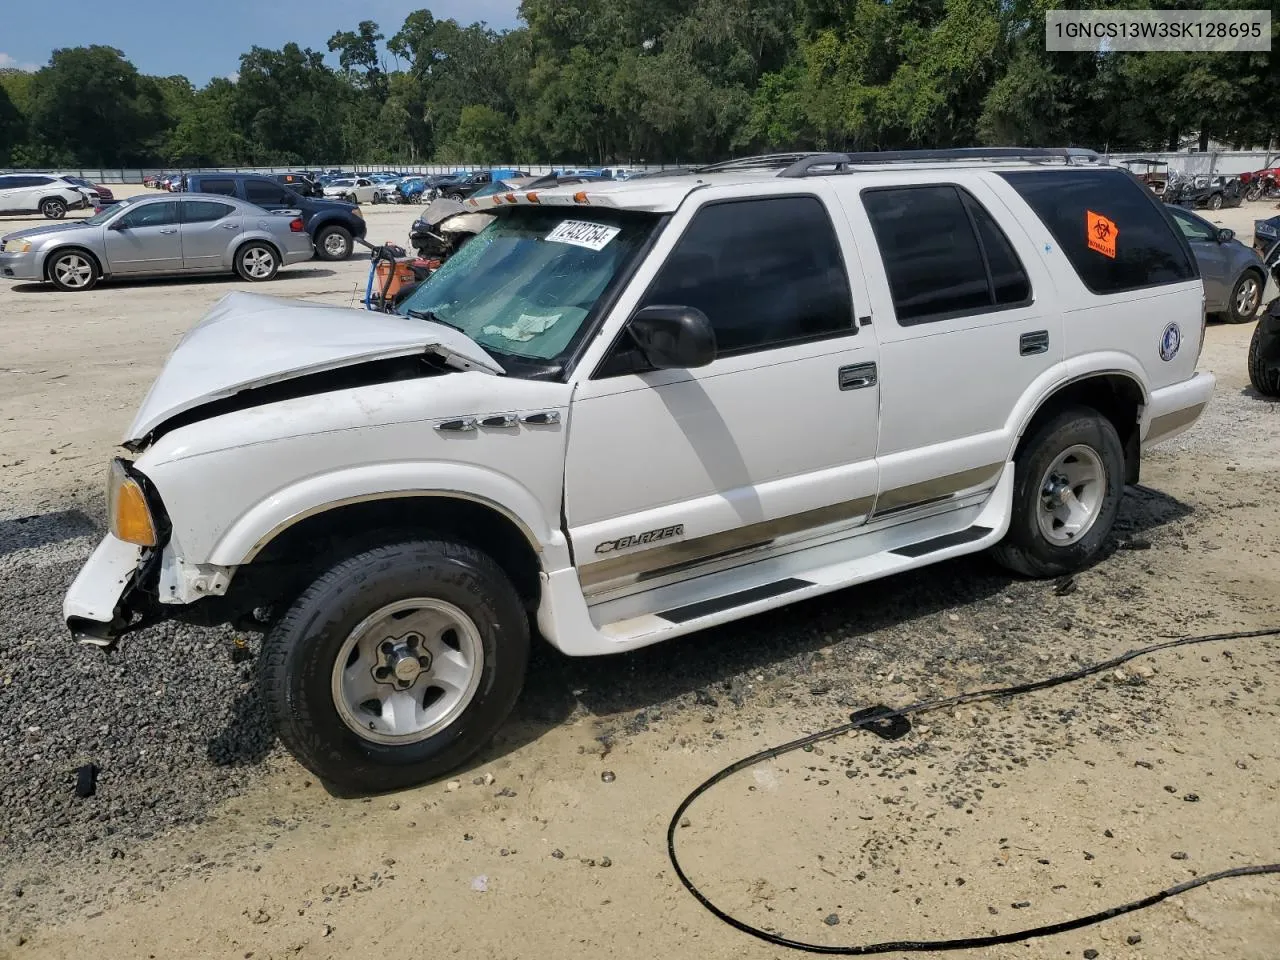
[1249,321,1280,397]
[47,249,99,291]
[1226,271,1263,323]
[1207,192,1224,210]
[260,539,530,793]
[39,197,67,220]
[235,242,280,281]
[315,224,353,261]
[992,406,1125,578]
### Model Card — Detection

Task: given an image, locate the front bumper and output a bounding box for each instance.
[1142,372,1217,450]
[0,251,44,281]
[64,535,148,646]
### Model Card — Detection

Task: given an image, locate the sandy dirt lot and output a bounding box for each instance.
[1,190,1277,960]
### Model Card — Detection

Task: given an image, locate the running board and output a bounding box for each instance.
[557,464,1014,653]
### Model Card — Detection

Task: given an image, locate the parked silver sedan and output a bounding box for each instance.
[0,193,314,291]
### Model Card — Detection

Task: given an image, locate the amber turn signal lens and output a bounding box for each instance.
[573,191,589,204]
[108,460,158,547]
[525,192,540,204]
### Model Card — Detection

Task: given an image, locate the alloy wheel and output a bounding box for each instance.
[330,597,485,746]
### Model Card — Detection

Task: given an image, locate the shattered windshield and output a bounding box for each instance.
[397,207,657,365]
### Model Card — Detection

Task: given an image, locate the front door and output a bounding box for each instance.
[1167,205,1229,311]
[103,199,183,275]
[839,179,1062,515]
[179,198,240,271]
[563,191,881,597]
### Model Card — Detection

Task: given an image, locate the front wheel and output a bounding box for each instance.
[1207,192,1224,210]
[260,540,530,793]
[314,225,353,261]
[992,406,1125,578]
[47,249,100,291]
[40,197,67,219]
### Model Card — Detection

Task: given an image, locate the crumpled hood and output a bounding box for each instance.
[124,291,503,442]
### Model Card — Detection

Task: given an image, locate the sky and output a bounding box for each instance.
[1,0,522,84]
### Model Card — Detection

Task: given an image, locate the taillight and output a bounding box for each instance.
[289,217,305,232]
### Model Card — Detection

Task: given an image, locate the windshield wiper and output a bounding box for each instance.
[407,308,465,334]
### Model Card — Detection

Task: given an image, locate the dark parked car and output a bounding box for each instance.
[1166,173,1243,211]
[180,172,367,260]
[1166,205,1266,323]
[271,172,323,198]
[435,169,531,201]
[60,175,115,204]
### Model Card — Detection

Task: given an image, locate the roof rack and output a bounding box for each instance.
[777,147,1103,178]
[693,153,825,174]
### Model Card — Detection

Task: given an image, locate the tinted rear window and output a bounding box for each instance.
[198,178,237,196]
[999,170,1194,294]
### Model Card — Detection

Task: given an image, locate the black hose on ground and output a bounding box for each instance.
[667,627,1280,955]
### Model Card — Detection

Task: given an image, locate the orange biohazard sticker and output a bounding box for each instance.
[1086,210,1118,259]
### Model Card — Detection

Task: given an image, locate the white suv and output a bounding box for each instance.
[0,173,98,219]
[64,148,1214,791]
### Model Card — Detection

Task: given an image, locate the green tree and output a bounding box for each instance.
[27,46,170,165]
[440,104,511,161]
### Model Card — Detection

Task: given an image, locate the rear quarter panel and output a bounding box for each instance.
[984,173,1204,392]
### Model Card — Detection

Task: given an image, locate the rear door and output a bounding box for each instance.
[1167,205,1229,311]
[243,178,296,212]
[103,199,183,274]
[838,178,1059,517]
[195,177,238,199]
[179,198,240,271]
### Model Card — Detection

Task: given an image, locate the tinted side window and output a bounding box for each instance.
[640,196,855,355]
[1168,207,1215,242]
[182,200,235,223]
[863,185,1031,324]
[6,176,38,188]
[963,193,1032,305]
[118,201,179,228]
[244,180,291,205]
[29,176,54,186]
[199,178,237,197]
[999,170,1195,294]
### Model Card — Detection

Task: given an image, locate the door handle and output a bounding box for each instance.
[838,362,878,391]
[1019,330,1050,356]
[159,228,178,235]
[221,222,239,230]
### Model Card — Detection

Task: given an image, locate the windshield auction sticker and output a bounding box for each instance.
[1086,210,1118,259]
[546,220,621,251]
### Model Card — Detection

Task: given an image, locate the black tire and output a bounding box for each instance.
[233,241,280,282]
[46,248,100,291]
[1226,270,1264,324]
[314,224,353,261]
[1249,321,1280,397]
[1246,182,1264,202]
[39,197,67,220]
[260,539,530,793]
[992,406,1125,578]
[1207,192,1223,210]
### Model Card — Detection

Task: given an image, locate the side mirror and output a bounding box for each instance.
[627,305,716,370]
[1217,228,1235,243]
